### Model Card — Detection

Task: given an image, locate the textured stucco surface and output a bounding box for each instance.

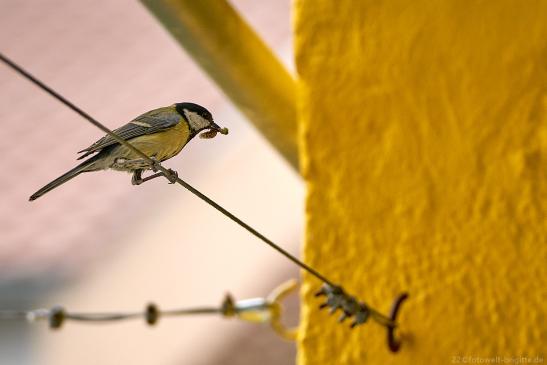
[294,1,546,363]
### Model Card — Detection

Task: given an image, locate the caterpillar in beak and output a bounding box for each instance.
[200,127,229,139]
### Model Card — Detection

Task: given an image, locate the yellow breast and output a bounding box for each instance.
[129,120,191,162]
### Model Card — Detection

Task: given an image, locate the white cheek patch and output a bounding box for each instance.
[184,110,209,131]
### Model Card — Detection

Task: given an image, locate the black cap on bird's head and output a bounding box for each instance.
[175,102,227,136]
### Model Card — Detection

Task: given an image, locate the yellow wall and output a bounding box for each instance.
[295,1,546,363]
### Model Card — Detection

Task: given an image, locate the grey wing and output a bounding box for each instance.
[77,107,181,160]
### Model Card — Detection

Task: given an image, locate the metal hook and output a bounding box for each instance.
[386,292,408,353]
[267,279,299,340]
[222,279,298,340]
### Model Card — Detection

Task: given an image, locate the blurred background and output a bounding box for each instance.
[0,0,302,364]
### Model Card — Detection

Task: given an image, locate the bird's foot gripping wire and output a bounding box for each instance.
[131,168,178,185]
[149,158,178,184]
[162,169,178,184]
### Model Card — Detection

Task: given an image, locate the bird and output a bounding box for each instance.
[29,102,228,201]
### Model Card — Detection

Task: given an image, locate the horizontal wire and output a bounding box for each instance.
[0,306,221,324]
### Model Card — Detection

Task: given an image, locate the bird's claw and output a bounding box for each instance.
[132,170,144,186]
[164,169,178,184]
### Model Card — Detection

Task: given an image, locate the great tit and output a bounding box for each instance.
[29,102,228,201]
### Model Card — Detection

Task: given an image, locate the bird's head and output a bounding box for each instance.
[175,102,228,138]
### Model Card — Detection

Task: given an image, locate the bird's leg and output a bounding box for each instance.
[130,157,162,185]
[137,172,165,184]
[131,170,163,185]
[131,169,178,186]
[131,169,144,185]
[131,158,178,185]
[131,168,165,185]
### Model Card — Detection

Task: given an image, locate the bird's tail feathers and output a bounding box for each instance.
[29,155,100,201]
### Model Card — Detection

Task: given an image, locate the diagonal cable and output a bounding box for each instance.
[0,52,399,329]
[0,51,334,287]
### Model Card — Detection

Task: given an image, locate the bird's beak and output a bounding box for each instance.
[210,121,222,131]
[209,121,229,135]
